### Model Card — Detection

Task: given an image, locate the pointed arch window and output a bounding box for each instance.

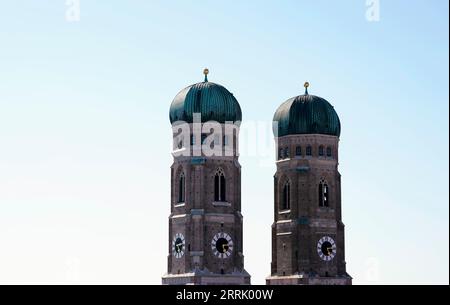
[281,181,291,210]
[214,168,226,202]
[319,180,329,207]
[278,148,284,160]
[319,146,324,156]
[178,172,185,203]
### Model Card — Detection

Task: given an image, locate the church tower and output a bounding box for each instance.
[162,70,251,285]
[266,83,352,285]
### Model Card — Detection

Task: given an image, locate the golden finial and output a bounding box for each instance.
[203,68,209,82]
[304,81,310,94]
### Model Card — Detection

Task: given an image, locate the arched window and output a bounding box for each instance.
[214,168,226,202]
[278,148,283,160]
[295,146,302,156]
[319,146,324,156]
[306,146,312,156]
[318,180,329,207]
[284,147,290,158]
[326,147,332,157]
[281,181,290,210]
[178,172,185,203]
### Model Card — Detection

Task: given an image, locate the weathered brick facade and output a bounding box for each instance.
[266,134,352,285]
[162,125,250,285]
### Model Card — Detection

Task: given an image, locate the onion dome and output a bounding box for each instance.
[169,69,242,124]
[273,82,341,137]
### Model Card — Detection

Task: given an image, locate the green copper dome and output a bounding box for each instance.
[273,88,341,137]
[169,72,242,124]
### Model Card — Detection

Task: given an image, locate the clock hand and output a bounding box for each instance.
[327,247,332,255]
[222,243,229,253]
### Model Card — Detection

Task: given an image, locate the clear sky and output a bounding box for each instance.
[0,0,448,284]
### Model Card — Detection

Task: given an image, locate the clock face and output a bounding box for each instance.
[317,236,336,261]
[211,232,233,259]
[172,233,185,258]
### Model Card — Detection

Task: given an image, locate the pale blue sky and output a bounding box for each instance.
[0,0,448,284]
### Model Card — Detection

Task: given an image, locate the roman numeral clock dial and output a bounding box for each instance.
[211,233,233,259]
[317,236,337,261]
[172,233,185,259]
